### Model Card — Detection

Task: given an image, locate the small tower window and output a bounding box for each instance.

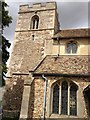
[66,41,77,54]
[32,35,35,41]
[31,15,39,29]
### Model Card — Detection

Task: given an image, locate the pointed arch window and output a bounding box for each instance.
[31,15,39,29]
[70,83,77,116]
[66,41,77,54]
[61,81,68,115]
[53,84,59,114]
[52,81,78,116]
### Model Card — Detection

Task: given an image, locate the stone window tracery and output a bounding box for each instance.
[66,41,77,54]
[52,80,78,116]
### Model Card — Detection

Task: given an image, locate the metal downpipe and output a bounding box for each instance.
[42,75,48,120]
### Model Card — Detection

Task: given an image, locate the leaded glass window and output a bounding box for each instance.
[66,41,77,54]
[70,83,77,116]
[61,81,68,115]
[66,42,72,53]
[52,81,78,116]
[53,84,59,114]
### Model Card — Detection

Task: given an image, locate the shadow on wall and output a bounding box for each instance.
[2,76,24,119]
[84,89,90,120]
[28,80,35,119]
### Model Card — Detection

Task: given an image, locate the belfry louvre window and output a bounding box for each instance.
[31,15,39,29]
[52,81,78,116]
[66,41,77,54]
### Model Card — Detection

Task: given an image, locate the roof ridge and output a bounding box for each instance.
[59,28,89,31]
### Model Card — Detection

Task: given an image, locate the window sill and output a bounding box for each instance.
[50,114,78,118]
[64,53,78,55]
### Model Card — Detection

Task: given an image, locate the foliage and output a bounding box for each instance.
[1,1,12,86]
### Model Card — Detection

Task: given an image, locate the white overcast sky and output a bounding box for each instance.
[3,0,90,58]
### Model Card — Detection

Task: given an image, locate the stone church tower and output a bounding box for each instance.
[3,2,90,120]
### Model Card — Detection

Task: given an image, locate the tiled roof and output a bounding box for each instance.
[33,55,90,75]
[53,29,90,39]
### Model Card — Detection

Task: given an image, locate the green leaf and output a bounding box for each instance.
[1,1,12,86]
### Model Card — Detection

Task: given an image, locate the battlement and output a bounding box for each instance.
[19,2,57,13]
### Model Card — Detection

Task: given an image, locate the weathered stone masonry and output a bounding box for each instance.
[3,1,90,120]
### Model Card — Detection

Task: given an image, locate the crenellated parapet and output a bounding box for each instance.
[19,2,57,13]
